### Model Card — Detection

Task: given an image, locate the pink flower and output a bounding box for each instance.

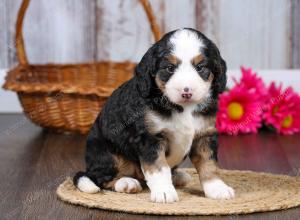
[234,67,269,102]
[263,82,300,134]
[216,85,263,135]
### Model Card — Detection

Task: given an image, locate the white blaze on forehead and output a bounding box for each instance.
[170,29,204,61]
[164,29,210,105]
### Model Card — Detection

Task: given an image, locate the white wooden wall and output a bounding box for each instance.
[0,0,299,69]
[197,0,292,69]
[0,0,299,112]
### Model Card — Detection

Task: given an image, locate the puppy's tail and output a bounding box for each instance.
[73,171,100,194]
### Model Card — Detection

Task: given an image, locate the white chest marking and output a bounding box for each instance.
[147,106,208,168]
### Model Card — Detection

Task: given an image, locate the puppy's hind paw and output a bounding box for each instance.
[114,177,143,193]
[172,169,192,187]
[77,176,100,194]
[202,178,235,199]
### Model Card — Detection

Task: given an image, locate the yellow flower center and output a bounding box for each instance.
[281,115,293,128]
[227,102,244,120]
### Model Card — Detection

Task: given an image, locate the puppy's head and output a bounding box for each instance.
[135,28,226,107]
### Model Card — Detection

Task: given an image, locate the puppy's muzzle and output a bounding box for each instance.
[181,87,193,99]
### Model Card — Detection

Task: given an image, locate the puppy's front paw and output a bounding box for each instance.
[202,178,235,199]
[150,184,179,203]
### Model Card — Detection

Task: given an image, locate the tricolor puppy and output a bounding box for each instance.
[74,28,234,203]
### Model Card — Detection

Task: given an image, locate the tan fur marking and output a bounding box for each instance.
[166,54,181,65]
[190,137,218,181]
[207,72,214,82]
[194,127,217,139]
[102,155,144,190]
[155,75,166,92]
[117,155,144,178]
[102,179,118,189]
[191,54,204,65]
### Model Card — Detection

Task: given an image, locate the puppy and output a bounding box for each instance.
[74,28,234,203]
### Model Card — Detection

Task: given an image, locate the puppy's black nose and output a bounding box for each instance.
[183,87,190,92]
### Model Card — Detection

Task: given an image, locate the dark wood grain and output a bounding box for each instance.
[0,114,299,220]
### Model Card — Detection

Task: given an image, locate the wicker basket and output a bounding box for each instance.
[3,0,161,134]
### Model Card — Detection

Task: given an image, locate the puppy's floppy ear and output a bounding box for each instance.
[212,53,227,97]
[135,45,157,98]
[216,57,227,93]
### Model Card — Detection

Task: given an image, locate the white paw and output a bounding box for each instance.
[114,177,142,193]
[202,179,235,199]
[172,170,192,187]
[150,184,179,203]
[77,176,100,193]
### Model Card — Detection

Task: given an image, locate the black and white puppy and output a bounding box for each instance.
[74,28,234,203]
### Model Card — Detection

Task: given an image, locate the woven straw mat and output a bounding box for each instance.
[56,168,300,215]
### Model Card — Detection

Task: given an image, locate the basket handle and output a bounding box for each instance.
[15,0,161,66]
[139,0,161,42]
[16,0,30,66]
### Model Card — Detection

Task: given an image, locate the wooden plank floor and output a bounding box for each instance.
[0,114,299,220]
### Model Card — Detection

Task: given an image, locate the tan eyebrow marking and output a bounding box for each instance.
[166,55,182,65]
[192,54,204,65]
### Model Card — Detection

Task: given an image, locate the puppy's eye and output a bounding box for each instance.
[195,64,203,72]
[166,65,176,73]
[195,64,210,80]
